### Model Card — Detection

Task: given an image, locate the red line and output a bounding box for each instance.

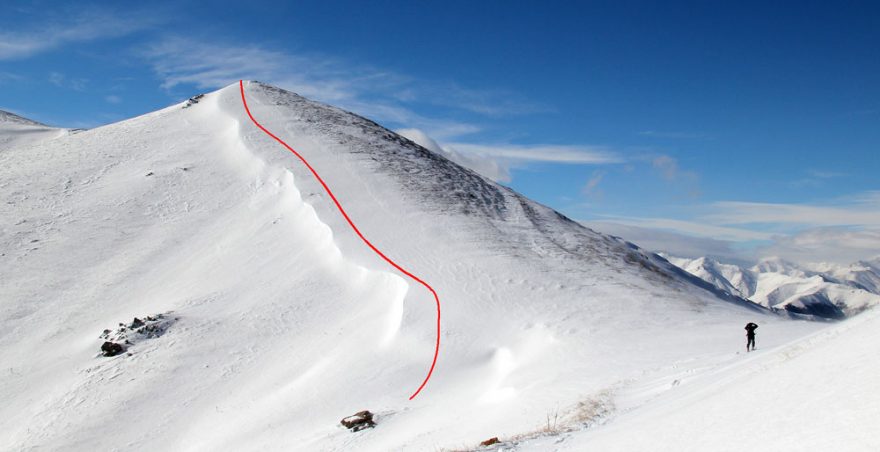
[238,80,440,400]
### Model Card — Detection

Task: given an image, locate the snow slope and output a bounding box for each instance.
[664,255,757,299]
[519,306,880,452]
[0,82,822,451]
[0,110,69,150]
[665,255,880,318]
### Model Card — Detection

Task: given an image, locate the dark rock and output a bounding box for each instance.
[145,172,154,177]
[183,94,205,108]
[101,341,125,357]
[480,437,500,447]
[131,317,145,328]
[341,410,375,432]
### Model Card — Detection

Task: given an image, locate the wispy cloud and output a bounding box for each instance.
[708,192,880,227]
[48,72,88,91]
[650,154,701,197]
[760,227,880,265]
[142,37,486,140]
[588,191,880,265]
[595,215,773,242]
[807,169,846,179]
[397,128,510,182]
[581,170,606,198]
[584,220,754,264]
[0,9,157,60]
[396,129,624,183]
[790,169,847,188]
[0,71,23,85]
[445,143,622,164]
[420,83,551,117]
[142,36,626,183]
[639,130,709,139]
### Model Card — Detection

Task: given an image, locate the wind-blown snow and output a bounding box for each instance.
[0,83,836,451]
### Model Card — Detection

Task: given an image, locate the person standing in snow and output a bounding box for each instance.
[745,322,758,352]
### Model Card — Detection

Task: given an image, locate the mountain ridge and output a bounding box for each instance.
[663,253,880,318]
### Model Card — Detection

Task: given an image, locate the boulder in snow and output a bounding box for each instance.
[100,341,125,357]
[480,437,500,446]
[341,410,375,432]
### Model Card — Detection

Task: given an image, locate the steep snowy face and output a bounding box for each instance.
[241,84,696,276]
[0,110,69,149]
[1,82,814,452]
[752,256,809,278]
[665,256,757,299]
[810,259,880,294]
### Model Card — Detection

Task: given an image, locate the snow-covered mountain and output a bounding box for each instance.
[0,82,847,451]
[663,254,880,319]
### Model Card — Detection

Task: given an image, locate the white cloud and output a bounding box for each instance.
[142,37,485,140]
[396,129,625,183]
[397,128,511,182]
[343,100,480,140]
[760,227,880,265]
[584,220,754,264]
[142,36,633,183]
[594,215,773,242]
[445,143,622,164]
[105,95,122,104]
[0,10,156,60]
[585,220,880,266]
[583,191,880,265]
[708,192,880,227]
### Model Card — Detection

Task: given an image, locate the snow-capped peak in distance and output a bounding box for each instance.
[751,256,809,278]
[664,253,880,319]
[0,81,828,451]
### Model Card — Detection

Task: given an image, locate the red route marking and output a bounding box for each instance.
[238,80,440,400]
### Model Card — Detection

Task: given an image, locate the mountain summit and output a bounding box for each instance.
[0,82,822,450]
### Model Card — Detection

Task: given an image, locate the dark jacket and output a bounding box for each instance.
[745,323,758,336]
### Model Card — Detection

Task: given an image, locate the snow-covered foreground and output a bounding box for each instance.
[519,306,880,452]
[0,82,840,451]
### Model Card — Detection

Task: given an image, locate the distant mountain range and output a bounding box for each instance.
[660,254,880,319]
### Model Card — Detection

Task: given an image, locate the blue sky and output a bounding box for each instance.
[2,0,878,264]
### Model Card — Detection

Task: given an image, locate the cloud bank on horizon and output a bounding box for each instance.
[1,1,877,265]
